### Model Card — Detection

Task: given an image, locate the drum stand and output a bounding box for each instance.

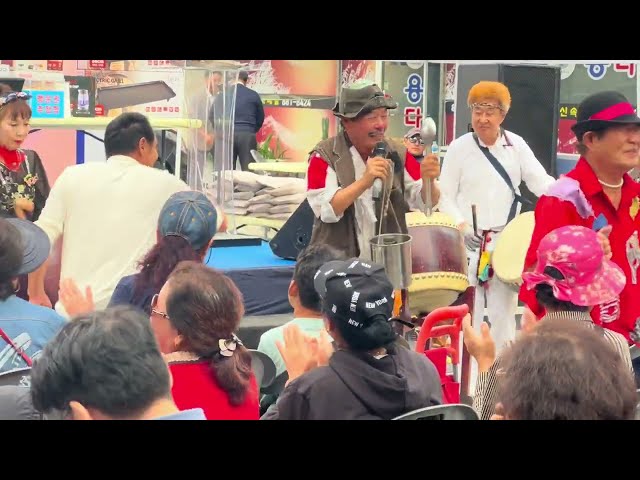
[392,285,475,404]
[390,267,476,402]
[380,142,475,403]
[391,288,413,328]
[452,286,476,404]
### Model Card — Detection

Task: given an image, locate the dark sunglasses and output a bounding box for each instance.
[407,136,424,145]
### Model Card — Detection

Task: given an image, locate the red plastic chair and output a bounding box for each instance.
[415,304,469,404]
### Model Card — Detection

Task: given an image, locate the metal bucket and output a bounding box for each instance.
[370,233,413,290]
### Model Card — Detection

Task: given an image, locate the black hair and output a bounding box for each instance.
[0,83,32,121]
[329,314,397,351]
[104,112,156,158]
[294,244,345,312]
[575,129,606,154]
[499,319,637,420]
[132,235,205,312]
[205,70,223,80]
[534,266,589,312]
[0,219,23,300]
[166,262,251,406]
[30,306,172,419]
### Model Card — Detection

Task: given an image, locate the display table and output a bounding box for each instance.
[248,161,307,175]
[205,241,295,316]
[30,117,202,130]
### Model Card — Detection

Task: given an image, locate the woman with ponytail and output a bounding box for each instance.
[151,261,258,420]
[107,190,224,315]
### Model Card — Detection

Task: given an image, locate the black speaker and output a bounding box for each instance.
[269,199,315,260]
[455,63,561,211]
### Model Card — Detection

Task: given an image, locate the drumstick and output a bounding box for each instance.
[471,204,478,235]
[423,141,438,217]
[424,180,433,217]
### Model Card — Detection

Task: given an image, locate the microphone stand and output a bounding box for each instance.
[376,170,393,245]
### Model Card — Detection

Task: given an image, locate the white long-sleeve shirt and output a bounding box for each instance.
[438,130,555,231]
[306,146,427,260]
[35,155,189,315]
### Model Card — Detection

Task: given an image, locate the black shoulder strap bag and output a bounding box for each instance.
[471,129,533,224]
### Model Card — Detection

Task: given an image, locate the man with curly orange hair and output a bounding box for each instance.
[438,81,554,355]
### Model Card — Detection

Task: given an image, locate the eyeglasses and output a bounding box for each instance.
[407,137,424,145]
[470,103,504,116]
[0,92,31,108]
[150,294,170,320]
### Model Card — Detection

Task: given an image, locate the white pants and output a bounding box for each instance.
[466,231,519,391]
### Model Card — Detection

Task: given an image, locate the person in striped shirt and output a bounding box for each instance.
[494,319,637,420]
[464,224,632,420]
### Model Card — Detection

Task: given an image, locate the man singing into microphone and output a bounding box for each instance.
[306,82,441,259]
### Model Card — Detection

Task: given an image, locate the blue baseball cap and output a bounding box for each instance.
[158,191,222,251]
[2,218,51,276]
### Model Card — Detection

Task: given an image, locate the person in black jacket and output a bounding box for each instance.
[210,71,264,172]
[232,71,264,171]
[262,258,442,420]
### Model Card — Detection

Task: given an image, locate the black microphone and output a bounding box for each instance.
[371,141,387,200]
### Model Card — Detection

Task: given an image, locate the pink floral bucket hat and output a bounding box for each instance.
[522,225,626,306]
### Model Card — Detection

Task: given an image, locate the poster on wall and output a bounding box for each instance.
[557,63,637,154]
[382,61,426,140]
[24,90,66,119]
[47,61,64,71]
[65,76,97,117]
[14,60,47,71]
[257,107,337,163]
[235,60,339,163]
[242,60,337,108]
[133,60,183,71]
[240,60,337,97]
[84,69,184,118]
[10,60,65,72]
[78,60,183,71]
[444,63,456,145]
[78,60,125,70]
[340,60,376,87]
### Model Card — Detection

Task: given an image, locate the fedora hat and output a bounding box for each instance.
[571,90,640,139]
[333,83,397,119]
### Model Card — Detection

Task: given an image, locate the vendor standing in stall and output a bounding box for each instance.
[0,84,50,221]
